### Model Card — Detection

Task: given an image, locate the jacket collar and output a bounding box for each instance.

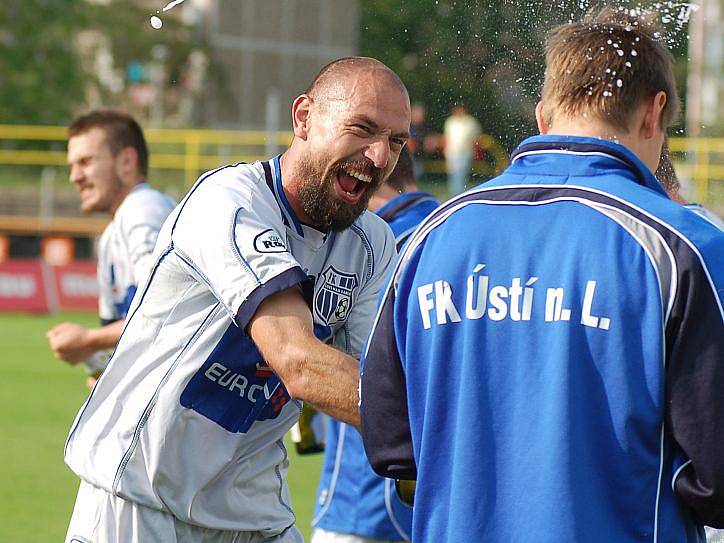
[510,135,669,198]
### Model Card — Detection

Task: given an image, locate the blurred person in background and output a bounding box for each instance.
[408,103,431,178]
[361,8,723,542]
[443,104,480,196]
[46,109,175,389]
[312,148,438,543]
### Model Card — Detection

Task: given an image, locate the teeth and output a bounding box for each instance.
[342,166,372,184]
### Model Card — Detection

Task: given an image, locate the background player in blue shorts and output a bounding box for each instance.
[361,9,724,543]
[312,148,438,543]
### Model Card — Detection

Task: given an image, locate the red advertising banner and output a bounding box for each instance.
[0,260,51,312]
[53,261,99,311]
[0,260,99,313]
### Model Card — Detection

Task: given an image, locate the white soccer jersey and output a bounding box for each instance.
[97,182,176,323]
[64,158,397,536]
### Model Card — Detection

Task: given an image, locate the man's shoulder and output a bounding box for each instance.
[120,184,175,214]
[349,210,395,244]
[182,162,268,211]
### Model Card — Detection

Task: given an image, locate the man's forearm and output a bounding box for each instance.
[248,287,361,427]
[291,338,360,427]
[88,319,125,351]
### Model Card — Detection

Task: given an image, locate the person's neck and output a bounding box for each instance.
[278,149,314,225]
[546,118,630,146]
[545,117,650,163]
[109,178,144,217]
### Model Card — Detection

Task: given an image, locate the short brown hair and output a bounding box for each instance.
[69,109,149,177]
[541,8,679,131]
[385,147,416,193]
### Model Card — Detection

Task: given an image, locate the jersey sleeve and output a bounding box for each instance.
[172,177,308,329]
[668,234,724,527]
[121,192,175,285]
[335,223,398,359]
[360,251,417,481]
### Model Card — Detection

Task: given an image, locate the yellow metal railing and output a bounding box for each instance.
[0,124,294,186]
[0,125,722,207]
[668,138,724,205]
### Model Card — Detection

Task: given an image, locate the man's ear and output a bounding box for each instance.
[292,95,312,140]
[535,101,549,134]
[116,147,139,183]
[641,91,667,139]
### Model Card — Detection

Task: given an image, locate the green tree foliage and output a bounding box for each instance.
[0,0,196,126]
[0,1,89,125]
[360,1,691,150]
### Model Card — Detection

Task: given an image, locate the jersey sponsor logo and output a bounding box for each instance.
[180,324,290,433]
[314,266,359,326]
[253,229,287,253]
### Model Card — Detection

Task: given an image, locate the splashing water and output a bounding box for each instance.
[149,0,188,30]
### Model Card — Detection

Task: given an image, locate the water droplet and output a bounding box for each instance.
[631,49,638,56]
[616,79,623,88]
[625,61,632,68]
[616,50,624,56]
[150,15,163,29]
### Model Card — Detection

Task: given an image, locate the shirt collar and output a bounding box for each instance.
[263,156,330,245]
[510,135,668,198]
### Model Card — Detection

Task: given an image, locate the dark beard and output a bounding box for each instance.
[296,154,382,232]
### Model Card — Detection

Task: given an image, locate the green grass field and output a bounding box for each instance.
[0,311,323,542]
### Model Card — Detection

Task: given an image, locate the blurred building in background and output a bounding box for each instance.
[199,0,360,129]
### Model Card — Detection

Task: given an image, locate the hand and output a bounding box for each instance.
[46,322,97,364]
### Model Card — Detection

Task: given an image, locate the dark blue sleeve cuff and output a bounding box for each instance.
[234,266,311,330]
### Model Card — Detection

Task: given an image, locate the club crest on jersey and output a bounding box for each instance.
[314,266,359,325]
[253,229,286,253]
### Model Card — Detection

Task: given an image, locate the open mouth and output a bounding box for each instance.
[334,164,374,203]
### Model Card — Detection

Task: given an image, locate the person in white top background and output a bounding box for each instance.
[443,104,481,196]
[47,109,175,389]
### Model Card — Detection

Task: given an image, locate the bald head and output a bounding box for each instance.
[306,56,409,106]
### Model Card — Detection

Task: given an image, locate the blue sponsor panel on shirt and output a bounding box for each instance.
[180,324,290,433]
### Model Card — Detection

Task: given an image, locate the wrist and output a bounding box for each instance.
[85,327,104,351]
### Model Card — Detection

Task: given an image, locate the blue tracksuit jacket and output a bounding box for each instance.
[360,136,724,543]
[314,192,439,540]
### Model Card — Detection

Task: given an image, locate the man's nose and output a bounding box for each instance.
[69,165,83,184]
[364,138,390,170]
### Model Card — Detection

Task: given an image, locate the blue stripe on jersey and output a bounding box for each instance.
[349,224,375,280]
[272,155,304,237]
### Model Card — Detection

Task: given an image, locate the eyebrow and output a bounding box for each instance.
[350,115,410,140]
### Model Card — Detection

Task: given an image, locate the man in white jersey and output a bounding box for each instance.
[47,110,175,389]
[64,57,410,543]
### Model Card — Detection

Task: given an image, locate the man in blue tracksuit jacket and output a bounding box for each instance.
[360,10,724,543]
[313,150,438,543]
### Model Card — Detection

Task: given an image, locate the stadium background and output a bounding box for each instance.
[0,0,722,541]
